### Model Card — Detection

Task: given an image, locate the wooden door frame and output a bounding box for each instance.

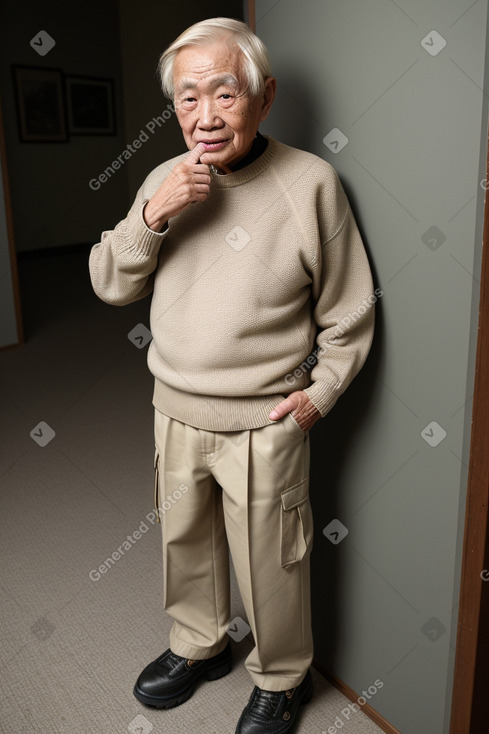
[448,120,489,733]
[0,88,23,350]
[246,1,489,731]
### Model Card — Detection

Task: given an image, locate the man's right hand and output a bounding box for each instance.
[143,142,211,232]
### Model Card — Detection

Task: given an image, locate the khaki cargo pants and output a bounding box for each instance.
[153,406,314,691]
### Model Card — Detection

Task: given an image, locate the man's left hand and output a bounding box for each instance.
[269,391,322,432]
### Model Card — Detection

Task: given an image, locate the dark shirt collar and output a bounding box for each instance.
[211,131,268,174]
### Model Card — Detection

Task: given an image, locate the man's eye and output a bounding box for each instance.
[220,94,232,99]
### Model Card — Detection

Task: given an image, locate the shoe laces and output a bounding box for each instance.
[252,687,294,720]
[157,650,186,671]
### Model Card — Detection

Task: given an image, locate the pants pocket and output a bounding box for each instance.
[280,411,309,440]
[280,477,313,568]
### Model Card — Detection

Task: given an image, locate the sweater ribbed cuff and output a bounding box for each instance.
[140,199,169,236]
[118,199,169,259]
[303,380,342,418]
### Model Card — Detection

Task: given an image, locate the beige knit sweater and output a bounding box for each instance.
[89,134,376,431]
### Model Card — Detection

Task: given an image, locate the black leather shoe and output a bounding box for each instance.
[133,643,232,709]
[235,669,313,733]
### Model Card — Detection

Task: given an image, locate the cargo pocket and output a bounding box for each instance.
[280,477,313,569]
[154,448,161,523]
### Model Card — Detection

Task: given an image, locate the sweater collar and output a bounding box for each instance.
[209,134,277,188]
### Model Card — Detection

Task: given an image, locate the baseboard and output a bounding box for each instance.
[312,656,402,734]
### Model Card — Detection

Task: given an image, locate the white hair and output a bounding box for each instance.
[157,17,272,101]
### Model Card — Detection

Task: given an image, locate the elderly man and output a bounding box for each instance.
[89,16,375,734]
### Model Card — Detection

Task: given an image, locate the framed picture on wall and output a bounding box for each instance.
[12,65,68,142]
[65,75,115,135]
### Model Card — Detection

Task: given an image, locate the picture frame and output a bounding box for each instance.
[65,74,115,135]
[12,65,67,143]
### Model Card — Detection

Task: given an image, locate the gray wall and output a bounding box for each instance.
[254,1,488,732]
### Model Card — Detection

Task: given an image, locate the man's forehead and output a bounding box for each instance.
[173,41,245,94]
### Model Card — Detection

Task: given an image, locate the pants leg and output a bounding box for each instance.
[154,408,231,660]
[212,412,314,691]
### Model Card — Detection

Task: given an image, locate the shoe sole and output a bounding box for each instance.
[133,657,232,709]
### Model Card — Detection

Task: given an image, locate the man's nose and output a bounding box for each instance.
[197,97,223,127]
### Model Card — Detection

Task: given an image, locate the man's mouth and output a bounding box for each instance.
[199,139,229,151]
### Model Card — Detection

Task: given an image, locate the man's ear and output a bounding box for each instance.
[260,77,277,121]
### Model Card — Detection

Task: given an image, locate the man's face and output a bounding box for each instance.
[172,37,275,172]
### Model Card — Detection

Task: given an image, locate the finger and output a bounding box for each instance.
[190,179,211,198]
[186,142,207,165]
[269,400,294,420]
[192,170,211,182]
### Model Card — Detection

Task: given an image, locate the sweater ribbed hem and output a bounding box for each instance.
[152,379,290,431]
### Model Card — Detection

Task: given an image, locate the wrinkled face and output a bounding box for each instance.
[172,37,275,172]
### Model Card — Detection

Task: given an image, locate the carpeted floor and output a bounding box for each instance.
[0,247,385,733]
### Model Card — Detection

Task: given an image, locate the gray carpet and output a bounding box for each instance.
[0,248,385,733]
